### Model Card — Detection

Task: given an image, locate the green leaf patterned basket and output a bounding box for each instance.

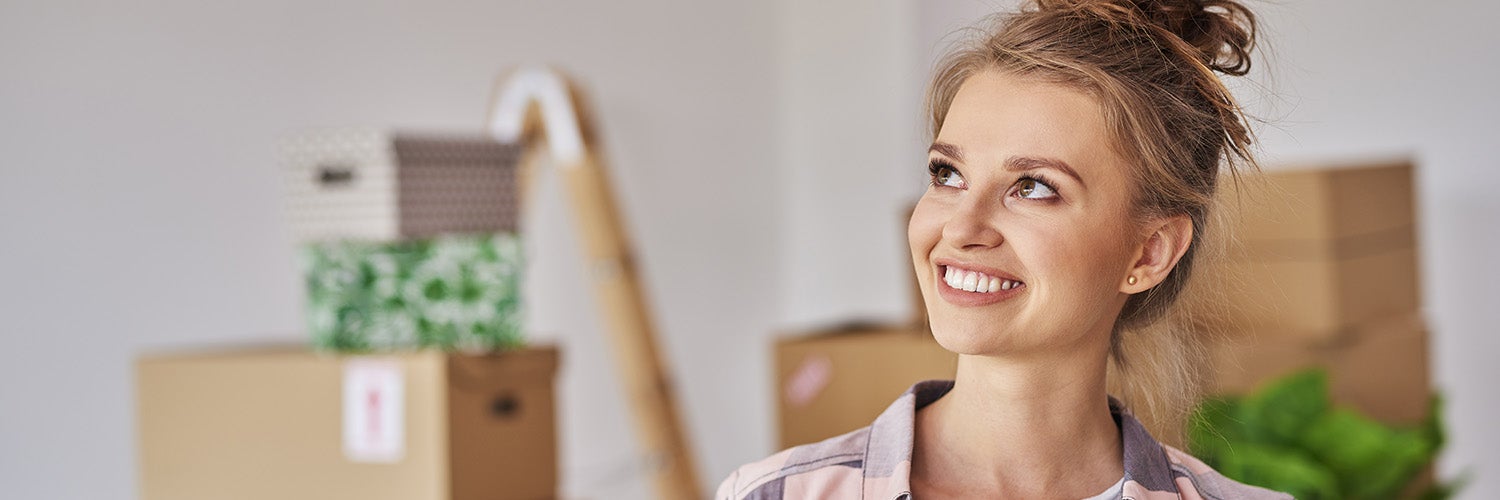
[302,233,524,352]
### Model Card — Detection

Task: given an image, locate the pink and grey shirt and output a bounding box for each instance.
[716,379,1291,500]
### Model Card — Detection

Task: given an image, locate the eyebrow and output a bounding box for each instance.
[928,141,1085,187]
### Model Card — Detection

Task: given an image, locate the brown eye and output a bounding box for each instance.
[1014,177,1057,199]
[937,168,955,186]
[929,163,965,188]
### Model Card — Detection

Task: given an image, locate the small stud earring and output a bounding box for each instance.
[1127,276,1137,285]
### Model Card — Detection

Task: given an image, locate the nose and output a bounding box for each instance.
[942,194,1004,249]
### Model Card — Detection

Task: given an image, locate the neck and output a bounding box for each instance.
[913,348,1123,498]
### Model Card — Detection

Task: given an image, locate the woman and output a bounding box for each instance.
[718,0,1290,498]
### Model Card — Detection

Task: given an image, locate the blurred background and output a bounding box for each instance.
[2,0,1496,499]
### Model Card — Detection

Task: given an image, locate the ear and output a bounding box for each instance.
[1121,215,1193,294]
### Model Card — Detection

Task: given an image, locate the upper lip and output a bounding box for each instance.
[933,257,1024,283]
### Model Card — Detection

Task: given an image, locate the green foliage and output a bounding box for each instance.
[303,233,525,353]
[1188,369,1462,500]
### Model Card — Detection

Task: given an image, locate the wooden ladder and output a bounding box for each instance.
[487,67,703,500]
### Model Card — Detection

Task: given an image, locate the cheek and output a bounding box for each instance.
[907,198,947,300]
[1021,223,1129,292]
[907,198,942,257]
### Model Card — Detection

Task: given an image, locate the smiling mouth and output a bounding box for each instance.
[941,265,1025,293]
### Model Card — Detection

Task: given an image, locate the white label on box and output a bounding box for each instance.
[342,359,405,463]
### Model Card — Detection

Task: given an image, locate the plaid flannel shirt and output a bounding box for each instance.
[717,379,1291,500]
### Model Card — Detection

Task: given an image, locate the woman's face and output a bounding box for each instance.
[909,70,1144,358]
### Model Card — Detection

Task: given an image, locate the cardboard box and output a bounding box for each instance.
[775,324,956,450]
[1197,160,1419,338]
[138,345,559,500]
[1208,314,1431,424]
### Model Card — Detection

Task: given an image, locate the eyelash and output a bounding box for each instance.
[926,159,1061,199]
[926,158,963,188]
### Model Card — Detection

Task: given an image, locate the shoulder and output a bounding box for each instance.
[1160,445,1293,500]
[714,426,871,500]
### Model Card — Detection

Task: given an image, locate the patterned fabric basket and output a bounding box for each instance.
[281,130,522,242]
[302,233,523,351]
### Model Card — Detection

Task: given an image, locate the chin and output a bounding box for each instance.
[927,319,1010,356]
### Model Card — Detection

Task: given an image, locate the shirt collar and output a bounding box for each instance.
[859,379,1180,500]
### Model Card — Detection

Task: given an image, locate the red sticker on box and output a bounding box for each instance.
[784,354,832,408]
[343,359,405,463]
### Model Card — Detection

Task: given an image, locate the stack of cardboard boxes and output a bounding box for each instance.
[773,159,1430,452]
[137,131,561,500]
[1199,159,1431,424]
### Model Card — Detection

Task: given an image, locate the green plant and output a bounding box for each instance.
[1188,369,1465,499]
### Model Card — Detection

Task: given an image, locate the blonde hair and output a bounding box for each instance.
[924,0,1260,442]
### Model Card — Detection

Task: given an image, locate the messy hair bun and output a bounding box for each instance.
[1128,0,1256,75]
[924,0,1262,441]
[1025,0,1258,75]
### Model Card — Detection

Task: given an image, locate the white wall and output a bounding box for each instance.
[774,0,923,330]
[0,1,779,499]
[3,1,1497,499]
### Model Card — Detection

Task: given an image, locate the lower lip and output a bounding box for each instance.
[935,266,1026,307]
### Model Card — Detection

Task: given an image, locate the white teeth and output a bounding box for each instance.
[942,265,1022,293]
